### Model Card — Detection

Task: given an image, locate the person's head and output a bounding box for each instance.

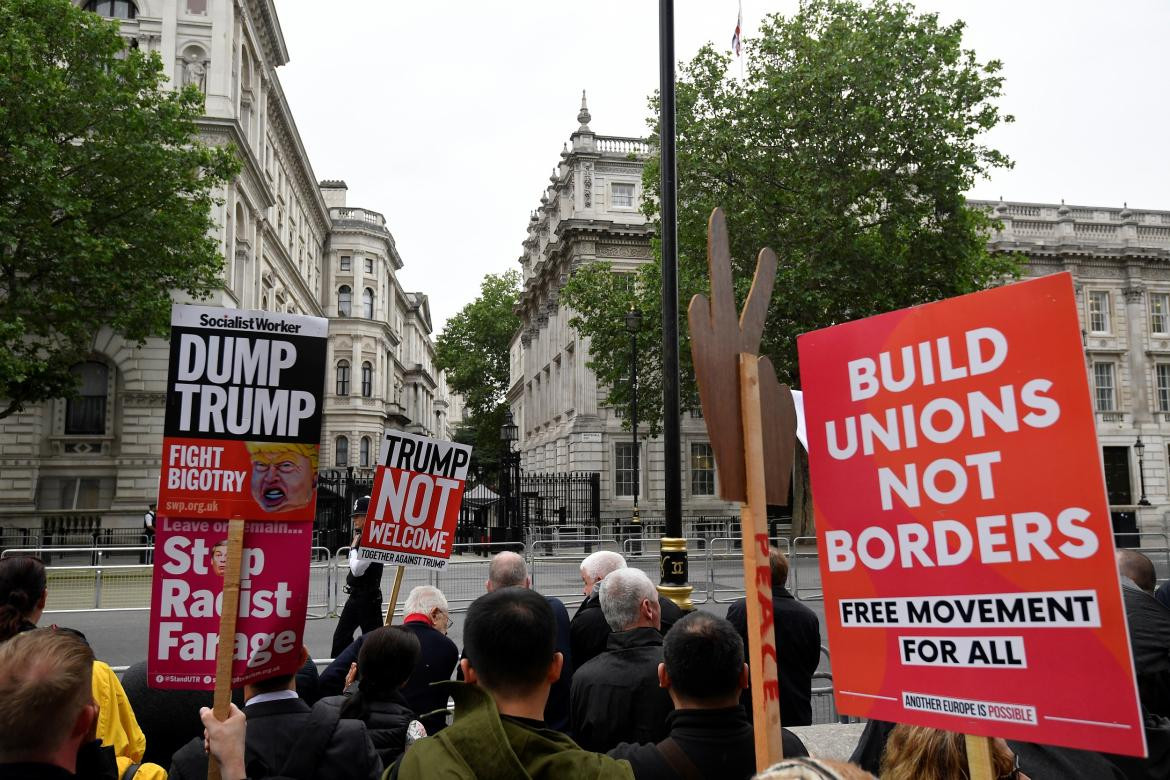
[599,567,660,632]
[0,628,97,771]
[403,585,452,635]
[351,495,371,533]
[769,546,790,589]
[0,556,48,641]
[880,725,1022,780]
[1117,548,1157,593]
[487,551,529,591]
[211,539,228,578]
[579,550,626,596]
[148,502,156,511]
[461,588,561,700]
[661,611,747,708]
[357,626,421,695]
[246,442,318,513]
[243,646,309,700]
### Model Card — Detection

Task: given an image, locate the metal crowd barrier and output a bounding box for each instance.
[706,537,792,603]
[790,536,823,602]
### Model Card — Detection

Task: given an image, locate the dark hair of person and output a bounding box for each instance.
[463,587,555,694]
[769,546,790,589]
[663,611,744,702]
[251,672,296,695]
[341,626,421,719]
[1118,548,1157,593]
[0,557,47,642]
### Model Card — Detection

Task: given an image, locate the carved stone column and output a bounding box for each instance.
[1124,284,1150,423]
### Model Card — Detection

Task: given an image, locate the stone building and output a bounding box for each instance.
[976,199,1170,541]
[0,0,451,534]
[508,95,738,521]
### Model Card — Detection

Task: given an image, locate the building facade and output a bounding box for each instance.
[508,96,738,521]
[977,199,1170,540]
[0,0,451,533]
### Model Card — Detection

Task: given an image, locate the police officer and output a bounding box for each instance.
[330,495,385,657]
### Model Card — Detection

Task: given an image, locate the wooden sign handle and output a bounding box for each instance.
[965,734,995,780]
[384,564,406,625]
[207,516,245,780]
[739,354,784,770]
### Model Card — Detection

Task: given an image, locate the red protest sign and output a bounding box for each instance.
[358,430,472,571]
[157,305,328,522]
[797,273,1145,756]
[147,518,311,689]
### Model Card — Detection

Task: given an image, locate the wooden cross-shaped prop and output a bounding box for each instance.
[688,208,798,771]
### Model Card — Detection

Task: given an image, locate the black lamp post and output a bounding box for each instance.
[626,308,643,546]
[1136,436,1151,506]
[500,410,521,543]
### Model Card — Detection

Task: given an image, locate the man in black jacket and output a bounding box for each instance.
[571,567,676,751]
[726,545,821,726]
[1118,549,1170,718]
[331,495,385,657]
[169,648,382,780]
[609,611,807,779]
[571,550,684,669]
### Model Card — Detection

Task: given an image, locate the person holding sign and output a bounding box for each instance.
[331,496,385,658]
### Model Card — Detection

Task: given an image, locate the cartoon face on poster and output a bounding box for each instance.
[797,273,1145,757]
[157,305,328,522]
[148,518,311,689]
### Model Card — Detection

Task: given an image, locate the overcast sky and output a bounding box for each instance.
[274,1,1169,333]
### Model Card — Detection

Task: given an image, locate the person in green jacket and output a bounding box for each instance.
[393,587,632,780]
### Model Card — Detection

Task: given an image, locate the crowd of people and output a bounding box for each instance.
[3,535,1170,778]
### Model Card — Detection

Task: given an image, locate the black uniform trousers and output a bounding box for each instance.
[331,589,383,657]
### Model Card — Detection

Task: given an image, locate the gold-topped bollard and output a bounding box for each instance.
[657,536,693,611]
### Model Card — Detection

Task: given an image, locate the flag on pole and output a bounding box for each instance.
[732,1,743,57]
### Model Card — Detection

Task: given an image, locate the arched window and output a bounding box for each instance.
[360,436,371,468]
[337,285,352,317]
[335,436,349,467]
[336,360,350,396]
[361,361,373,397]
[65,362,109,435]
[84,0,137,18]
[363,287,374,319]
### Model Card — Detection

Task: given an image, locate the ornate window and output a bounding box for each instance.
[84,0,137,19]
[360,436,372,468]
[361,361,373,397]
[1093,362,1116,412]
[363,288,374,319]
[690,442,716,497]
[335,436,349,467]
[364,257,374,274]
[1151,293,1170,335]
[614,442,639,498]
[1088,290,1111,334]
[65,362,109,435]
[611,182,635,208]
[340,255,351,272]
[337,285,351,317]
[1157,364,1170,412]
[336,360,351,396]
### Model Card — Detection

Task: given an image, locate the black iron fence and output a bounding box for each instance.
[520,472,600,527]
[314,469,374,551]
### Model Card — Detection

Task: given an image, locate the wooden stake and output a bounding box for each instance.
[739,354,784,770]
[965,734,995,780]
[208,516,246,780]
[384,564,405,625]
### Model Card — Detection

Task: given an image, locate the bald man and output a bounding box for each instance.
[476,551,574,732]
[1117,548,1170,717]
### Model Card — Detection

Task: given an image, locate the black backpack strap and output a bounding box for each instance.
[278,702,342,780]
[656,737,704,780]
[121,763,140,780]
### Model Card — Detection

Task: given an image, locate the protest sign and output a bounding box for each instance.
[358,430,472,571]
[797,272,1145,756]
[157,305,328,523]
[147,517,310,689]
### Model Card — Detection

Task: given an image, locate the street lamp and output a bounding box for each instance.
[626,308,643,549]
[499,410,521,543]
[1135,436,1151,506]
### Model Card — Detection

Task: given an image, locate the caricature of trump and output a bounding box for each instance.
[245,442,318,514]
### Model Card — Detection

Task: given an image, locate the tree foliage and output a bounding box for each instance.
[0,0,240,419]
[562,0,1018,433]
[435,270,521,484]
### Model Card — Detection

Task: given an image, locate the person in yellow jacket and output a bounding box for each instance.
[92,659,169,779]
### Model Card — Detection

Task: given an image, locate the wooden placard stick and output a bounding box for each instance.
[739,353,784,768]
[384,564,406,625]
[207,515,246,780]
[965,734,995,780]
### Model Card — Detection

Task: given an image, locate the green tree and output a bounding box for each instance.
[435,270,521,484]
[0,0,240,419]
[562,0,1018,436]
